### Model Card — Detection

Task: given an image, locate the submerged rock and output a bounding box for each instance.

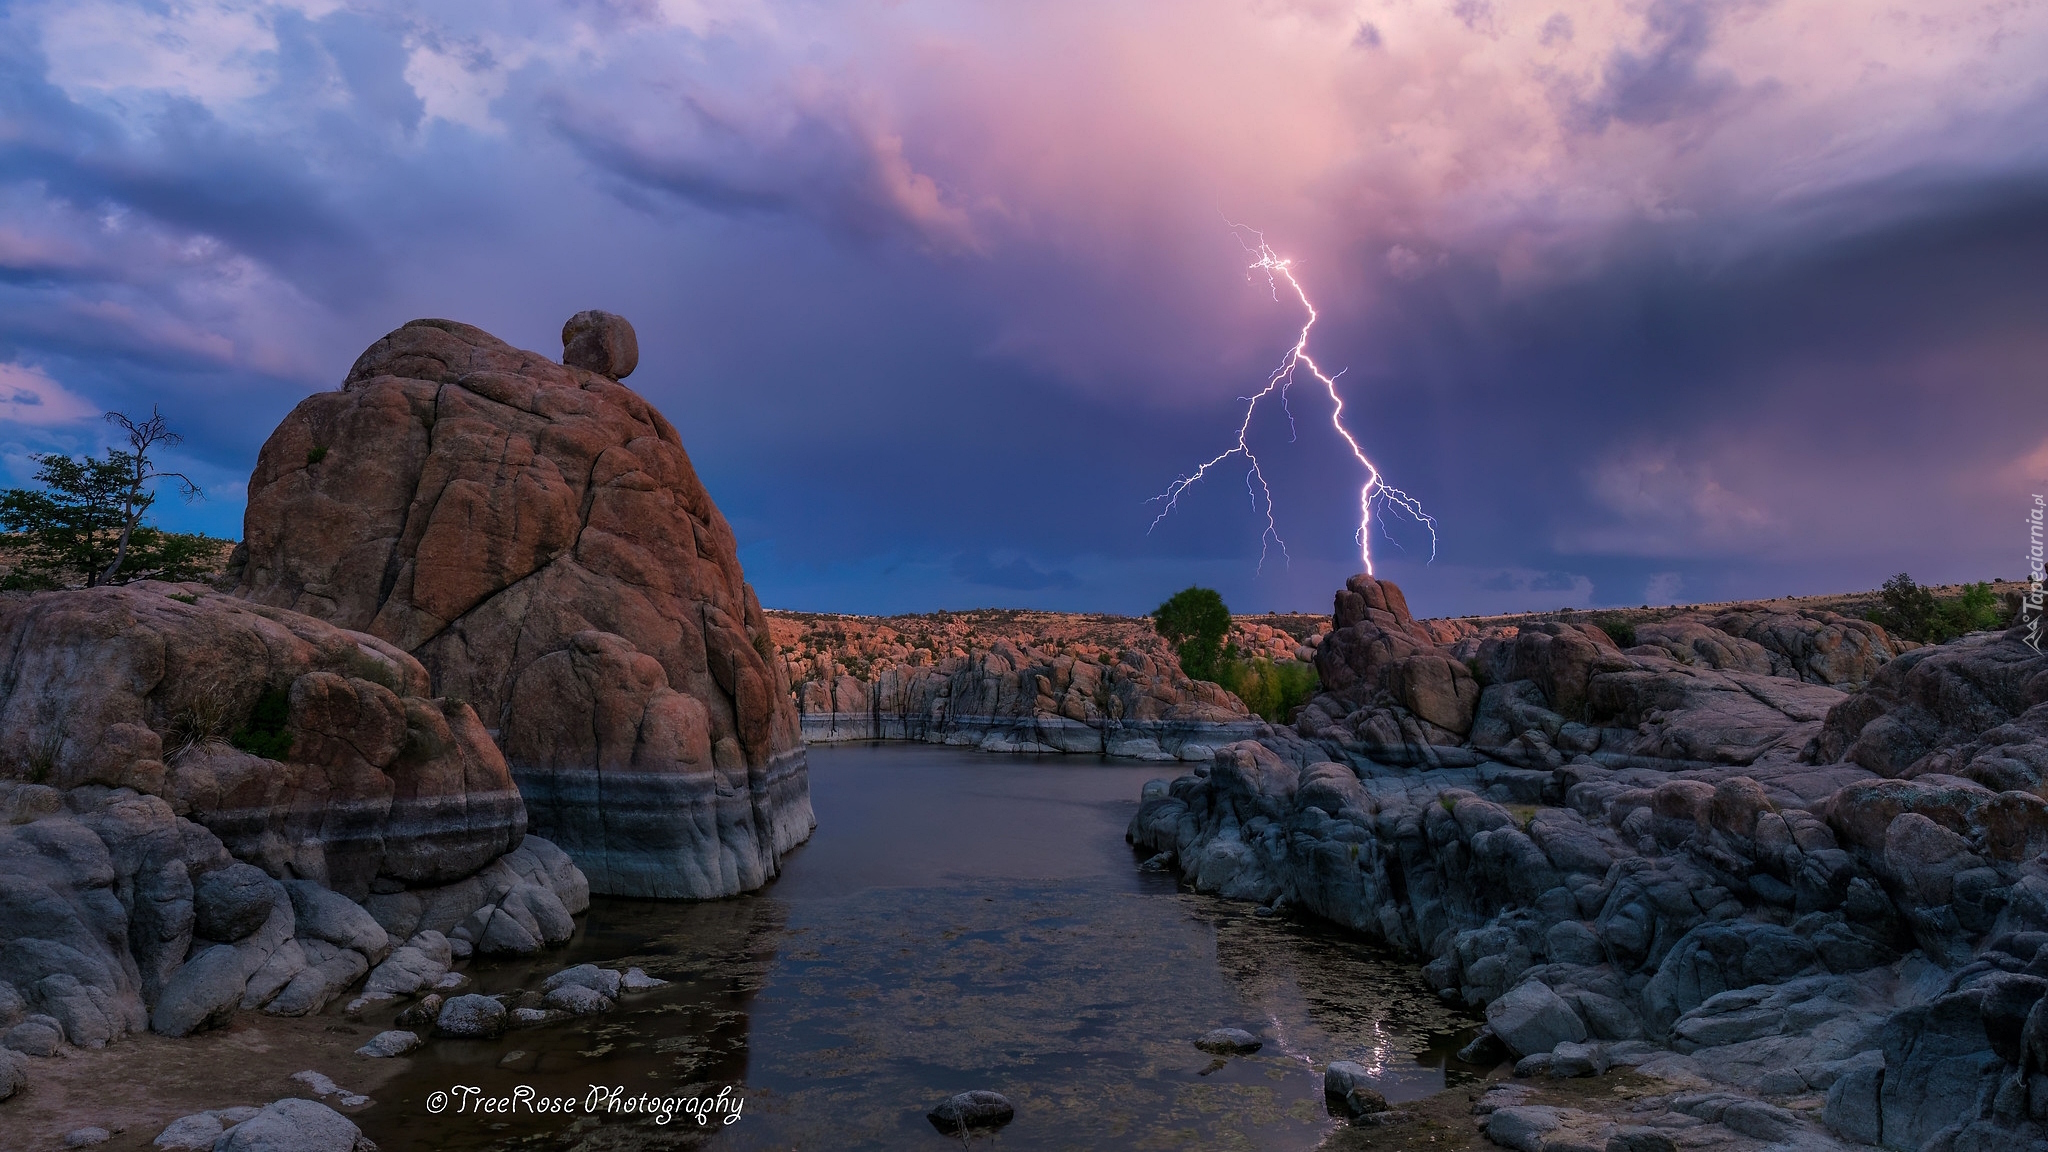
[1323,1061,1390,1120]
[1193,1027,1262,1055]
[927,1090,1015,1134]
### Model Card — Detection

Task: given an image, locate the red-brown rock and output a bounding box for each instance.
[231,317,812,898]
[0,583,524,897]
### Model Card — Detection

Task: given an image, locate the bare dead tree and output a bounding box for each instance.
[98,408,201,587]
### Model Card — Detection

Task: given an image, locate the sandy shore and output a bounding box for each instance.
[5,1015,405,1151]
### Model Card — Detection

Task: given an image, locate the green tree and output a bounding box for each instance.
[1868,573,2007,644]
[1153,586,1233,681]
[0,408,208,589]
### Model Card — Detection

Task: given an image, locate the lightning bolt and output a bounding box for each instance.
[1149,225,1437,575]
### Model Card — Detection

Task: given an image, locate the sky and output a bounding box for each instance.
[1,0,2044,619]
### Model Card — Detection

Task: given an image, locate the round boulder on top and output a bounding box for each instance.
[561,310,638,379]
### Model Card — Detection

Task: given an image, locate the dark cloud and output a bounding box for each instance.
[1578,0,1732,131]
[0,0,2038,621]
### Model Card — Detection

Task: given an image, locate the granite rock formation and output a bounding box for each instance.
[0,582,587,1064]
[230,315,812,898]
[769,609,1313,759]
[1133,574,2048,1151]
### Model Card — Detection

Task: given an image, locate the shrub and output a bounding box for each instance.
[1589,615,1636,648]
[230,687,294,761]
[306,445,329,465]
[1219,658,1320,721]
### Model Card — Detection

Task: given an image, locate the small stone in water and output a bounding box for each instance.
[620,967,668,991]
[927,1090,1015,1134]
[1194,1028,1262,1055]
[63,1129,111,1148]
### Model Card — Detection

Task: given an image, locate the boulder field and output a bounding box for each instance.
[229,313,812,898]
[1132,573,2048,1152]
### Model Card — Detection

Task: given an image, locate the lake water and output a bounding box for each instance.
[357,743,1483,1150]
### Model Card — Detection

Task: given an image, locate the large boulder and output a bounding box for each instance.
[231,317,813,898]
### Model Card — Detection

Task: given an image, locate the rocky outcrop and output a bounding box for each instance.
[0,583,523,898]
[230,314,812,898]
[798,640,1262,759]
[0,580,589,1116]
[771,609,1281,759]
[1298,575,1857,773]
[1133,574,2048,1151]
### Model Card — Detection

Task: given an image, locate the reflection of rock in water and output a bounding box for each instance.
[1200,899,1482,1089]
[356,894,788,1151]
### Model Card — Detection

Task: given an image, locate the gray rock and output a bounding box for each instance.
[5,1013,64,1056]
[1719,1099,1798,1141]
[152,1112,224,1151]
[1824,1053,1884,1146]
[355,1030,420,1058]
[0,1047,26,1101]
[1549,1040,1609,1077]
[215,1098,362,1152]
[240,940,308,1010]
[362,932,451,998]
[194,863,282,943]
[1322,1060,1390,1118]
[430,971,469,993]
[1485,1105,1566,1152]
[0,980,23,1030]
[927,1090,1014,1134]
[1546,921,1605,966]
[1487,980,1588,1057]
[150,945,250,1037]
[473,905,540,956]
[1193,1028,1262,1055]
[210,1106,261,1124]
[285,881,390,963]
[542,964,621,999]
[1880,990,2006,1151]
[619,967,667,991]
[542,984,613,1016]
[435,993,506,1039]
[266,943,369,1017]
[63,1128,111,1147]
[1605,1129,1678,1152]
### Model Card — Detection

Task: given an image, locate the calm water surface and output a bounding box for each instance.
[357,743,1482,1150]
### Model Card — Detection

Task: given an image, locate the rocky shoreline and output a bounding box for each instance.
[1133,573,2048,1152]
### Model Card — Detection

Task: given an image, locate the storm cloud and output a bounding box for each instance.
[1,0,2042,616]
